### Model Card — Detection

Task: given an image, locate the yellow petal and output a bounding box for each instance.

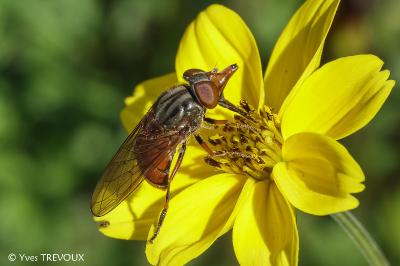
[145,173,246,266]
[174,138,220,186]
[176,4,264,111]
[233,180,298,266]
[94,181,166,240]
[273,132,365,215]
[120,73,177,132]
[281,55,394,140]
[94,142,215,240]
[265,0,340,112]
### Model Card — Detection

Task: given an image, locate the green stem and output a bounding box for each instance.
[331,211,390,266]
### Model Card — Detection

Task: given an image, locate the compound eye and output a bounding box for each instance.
[183,68,204,82]
[194,81,219,109]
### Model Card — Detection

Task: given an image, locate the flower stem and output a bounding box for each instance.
[331,211,390,266]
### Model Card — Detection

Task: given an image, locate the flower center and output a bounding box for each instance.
[204,100,283,180]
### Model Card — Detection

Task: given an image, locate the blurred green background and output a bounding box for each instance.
[0,0,398,265]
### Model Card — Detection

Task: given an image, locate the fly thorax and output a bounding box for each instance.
[155,85,204,132]
[205,101,283,181]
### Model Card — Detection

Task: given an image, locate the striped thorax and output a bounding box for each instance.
[154,84,205,132]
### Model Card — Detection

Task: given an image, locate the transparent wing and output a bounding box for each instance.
[91,115,182,217]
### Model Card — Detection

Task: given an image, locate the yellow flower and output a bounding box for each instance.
[94,0,395,265]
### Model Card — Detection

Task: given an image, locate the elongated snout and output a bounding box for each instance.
[209,64,238,94]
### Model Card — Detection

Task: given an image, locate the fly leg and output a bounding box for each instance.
[194,134,214,156]
[149,141,187,243]
[204,117,228,125]
[218,96,255,122]
[218,97,246,116]
[201,117,229,130]
[201,117,228,130]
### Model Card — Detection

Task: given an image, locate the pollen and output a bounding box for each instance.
[205,100,283,180]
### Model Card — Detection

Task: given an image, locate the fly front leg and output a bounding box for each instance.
[149,141,187,243]
[201,117,228,130]
[204,117,228,125]
[194,134,214,156]
[218,96,255,122]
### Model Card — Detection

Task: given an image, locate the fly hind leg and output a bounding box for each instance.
[148,141,187,243]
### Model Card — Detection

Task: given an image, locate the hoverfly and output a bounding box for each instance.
[91,64,246,242]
